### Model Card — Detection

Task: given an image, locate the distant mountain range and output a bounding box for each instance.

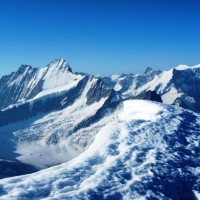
[103,64,200,112]
[1,59,200,113]
[0,59,199,199]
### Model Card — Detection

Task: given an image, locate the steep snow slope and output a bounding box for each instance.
[0,100,199,200]
[103,64,200,112]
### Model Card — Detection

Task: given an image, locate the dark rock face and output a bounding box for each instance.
[86,79,113,105]
[144,67,162,76]
[172,68,200,112]
[74,89,122,132]
[0,66,42,110]
[72,78,122,132]
[134,90,162,102]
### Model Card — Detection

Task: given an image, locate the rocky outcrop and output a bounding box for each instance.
[133,90,162,102]
[0,160,37,179]
[86,79,113,105]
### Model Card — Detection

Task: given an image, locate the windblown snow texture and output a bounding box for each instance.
[0,100,199,200]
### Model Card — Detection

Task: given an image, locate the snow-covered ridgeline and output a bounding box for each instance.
[103,64,200,112]
[1,59,200,112]
[0,58,79,110]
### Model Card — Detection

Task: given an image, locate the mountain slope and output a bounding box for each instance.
[103,64,200,112]
[0,59,121,172]
[0,58,75,111]
[0,100,199,199]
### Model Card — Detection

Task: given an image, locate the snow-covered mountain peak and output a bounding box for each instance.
[18,64,32,72]
[175,64,190,70]
[0,58,84,110]
[42,59,80,92]
[144,66,154,74]
[47,58,72,73]
[175,64,200,71]
[144,67,162,76]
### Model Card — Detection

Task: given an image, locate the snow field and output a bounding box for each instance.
[0,100,199,199]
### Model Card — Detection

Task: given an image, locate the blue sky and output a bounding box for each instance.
[0,0,200,77]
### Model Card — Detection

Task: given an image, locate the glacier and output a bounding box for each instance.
[0,100,199,200]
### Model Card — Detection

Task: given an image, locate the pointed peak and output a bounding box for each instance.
[17,64,32,73]
[47,58,72,73]
[19,64,32,69]
[144,67,162,76]
[120,73,129,77]
[144,67,154,74]
[175,64,200,71]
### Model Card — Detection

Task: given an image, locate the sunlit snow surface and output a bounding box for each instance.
[0,100,200,200]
